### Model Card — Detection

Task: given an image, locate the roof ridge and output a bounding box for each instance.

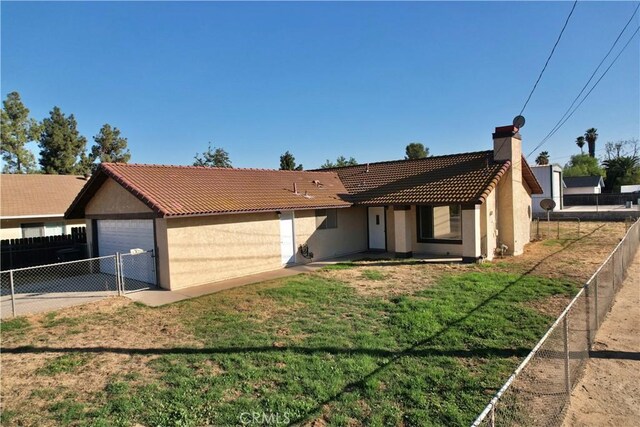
[312,150,495,170]
[102,163,339,174]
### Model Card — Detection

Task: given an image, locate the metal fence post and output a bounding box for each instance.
[563,314,571,394]
[9,270,16,318]
[557,221,560,239]
[585,284,591,348]
[115,253,121,296]
[151,250,157,286]
[612,251,617,292]
[119,253,125,294]
[489,405,495,427]
[594,275,599,330]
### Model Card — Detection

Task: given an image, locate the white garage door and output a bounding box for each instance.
[97,219,155,284]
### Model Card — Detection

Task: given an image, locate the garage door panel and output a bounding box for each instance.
[97,219,155,285]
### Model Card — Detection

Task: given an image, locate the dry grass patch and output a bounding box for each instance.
[1,297,202,426]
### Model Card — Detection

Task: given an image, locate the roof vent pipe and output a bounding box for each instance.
[293,182,298,194]
[366,163,369,173]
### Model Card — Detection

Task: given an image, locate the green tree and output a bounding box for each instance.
[405,142,429,159]
[279,151,303,170]
[0,92,41,173]
[585,128,598,158]
[320,155,358,169]
[575,136,585,155]
[602,139,640,191]
[563,154,605,178]
[90,124,131,166]
[193,143,232,168]
[535,151,550,165]
[38,107,87,174]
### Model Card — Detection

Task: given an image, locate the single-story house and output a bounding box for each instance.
[65,125,542,290]
[1,174,88,240]
[531,164,564,213]
[563,176,605,195]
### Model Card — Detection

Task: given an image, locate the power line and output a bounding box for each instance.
[528,3,640,156]
[519,0,579,116]
[526,25,640,158]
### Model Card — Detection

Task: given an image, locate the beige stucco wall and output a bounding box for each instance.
[393,208,412,255]
[163,207,368,290]
[461,206,481,260]
[165,212,281,290]
[385,207,395,252]
[294,207,368,262]
[494,136,533,256]
[154,218,171,289]
[85,178,152,216]
[481,190,497,261]
[386,206,464,256]
[0,218,85,240]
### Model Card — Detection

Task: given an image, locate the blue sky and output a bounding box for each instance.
[2,1,638,170]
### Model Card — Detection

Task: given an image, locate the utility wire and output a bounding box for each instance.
[529,3,640,156]
[519,0,579,116]
[526,25,640,158]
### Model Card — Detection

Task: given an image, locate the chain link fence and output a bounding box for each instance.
[1,250,156,319]
[473,218,640,427]
[530,218,583,241]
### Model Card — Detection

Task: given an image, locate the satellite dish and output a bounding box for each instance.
[539,199,556,211]
[513,115,526,129]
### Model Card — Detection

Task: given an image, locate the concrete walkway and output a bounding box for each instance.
[127,253,461,307]
[562,248,640,427]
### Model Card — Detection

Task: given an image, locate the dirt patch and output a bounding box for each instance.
[471,222,627,285]
[317,261,461,297]
[561,249,640,427]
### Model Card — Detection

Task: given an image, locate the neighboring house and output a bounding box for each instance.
[620,184,640,194]
[531,164,564,213]
[563,176,605,195]
[1,174,88,240]
[66,125,542,291]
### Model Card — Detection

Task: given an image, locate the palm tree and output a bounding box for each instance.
[576,136,585,154]
[585,128,598,158]
[535,151,550,165]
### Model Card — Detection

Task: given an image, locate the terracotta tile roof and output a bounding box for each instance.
[66,164,351,218]
[326,151,542,205]
[1,174,88,218]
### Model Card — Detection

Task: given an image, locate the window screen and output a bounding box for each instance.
[316,209,338,229]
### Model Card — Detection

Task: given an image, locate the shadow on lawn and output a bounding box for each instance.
[1,345,530,360]
[2,224,607,425]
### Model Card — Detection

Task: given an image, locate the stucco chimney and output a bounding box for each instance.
[493,125,521,162]
[492,124,528,256]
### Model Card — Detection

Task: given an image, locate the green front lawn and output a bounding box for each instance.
[2,268,576,427]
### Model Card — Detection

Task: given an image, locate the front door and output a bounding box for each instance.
[280,211,295,265]
[368,207,386,250]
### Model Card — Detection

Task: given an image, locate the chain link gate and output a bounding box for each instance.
[1,250,157,318]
